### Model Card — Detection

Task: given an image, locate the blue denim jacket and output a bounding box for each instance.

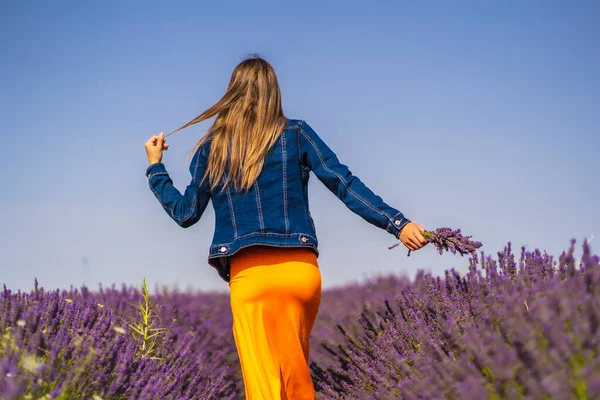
[146,119,411,282]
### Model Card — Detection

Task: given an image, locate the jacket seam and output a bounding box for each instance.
[225,180,238,238]
[306,186,316,232]
[300,126,396,225]
[282,131,290,234]
[178,188,198,224]
[297,124,315,231]
[148,171,168,180]
[149,174,198,225]
[254,181,265,233]
[297,122,308,170]
[150,185,159,199]
[211,232,316,244]
[176,156,203,224]
[391,211,405,222]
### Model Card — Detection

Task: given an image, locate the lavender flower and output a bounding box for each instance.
[389,226,483,258]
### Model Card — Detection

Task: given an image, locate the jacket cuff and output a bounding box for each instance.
[146,162,167,179]
[388,214,411,239]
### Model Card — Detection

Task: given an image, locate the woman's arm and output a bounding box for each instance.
[145,134,211,228]
[297,120,410,239]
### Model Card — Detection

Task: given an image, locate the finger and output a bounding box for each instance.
[412,233,425,248]
[415,236,426,248]
[402,231,418,249]
[411,237,423,250]
[414,231,427,246]
[405,237,419,251]
[417,224,425,232]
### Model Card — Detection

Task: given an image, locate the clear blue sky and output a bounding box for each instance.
[1,0,598,293]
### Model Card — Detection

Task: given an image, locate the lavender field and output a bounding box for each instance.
[1,239,598,400]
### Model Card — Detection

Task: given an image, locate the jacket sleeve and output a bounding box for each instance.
[297,120,411,238]
[146,145,211,228]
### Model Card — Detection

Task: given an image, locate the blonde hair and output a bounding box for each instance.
[165,55,286,192]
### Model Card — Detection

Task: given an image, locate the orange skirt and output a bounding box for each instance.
[229,246,322,400]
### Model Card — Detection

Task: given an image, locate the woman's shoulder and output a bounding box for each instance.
[283,118,304,130]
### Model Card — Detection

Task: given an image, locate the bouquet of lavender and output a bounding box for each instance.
[389,226,482,257]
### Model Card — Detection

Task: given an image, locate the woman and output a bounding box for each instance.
[144,55,427,399]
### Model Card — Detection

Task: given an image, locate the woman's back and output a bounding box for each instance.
[146,118,411,282]
[206,119,317,281]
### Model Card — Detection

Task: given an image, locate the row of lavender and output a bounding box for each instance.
[311,240,600,399]
[1,237,598,399]
[0,281,238,399]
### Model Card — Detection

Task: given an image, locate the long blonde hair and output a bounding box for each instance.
[165,55,286,192]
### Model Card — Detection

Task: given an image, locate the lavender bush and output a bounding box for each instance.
[1,238,597,399]
[0,280,237,399]
[311,239,600,399]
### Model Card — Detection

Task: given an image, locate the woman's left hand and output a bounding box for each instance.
[399,222,428,251]
[145,132,169,165]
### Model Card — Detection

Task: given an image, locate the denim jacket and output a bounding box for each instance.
[146,119,411,282]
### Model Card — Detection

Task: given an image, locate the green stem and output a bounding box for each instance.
[422,231,435,239]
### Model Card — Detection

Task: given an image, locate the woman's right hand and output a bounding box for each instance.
[399,222,428,251]
[145,132,169,165]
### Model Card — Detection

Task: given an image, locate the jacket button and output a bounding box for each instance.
[301,237,308,243]
[220,246,228,252]
[394,220,401,226]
